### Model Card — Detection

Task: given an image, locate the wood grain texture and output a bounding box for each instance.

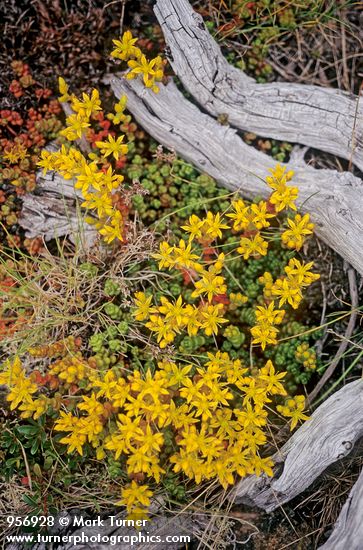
[154,0,363,171]
[318,467,363,549]
[230,379,363,512]
[109,75,363,275]
[19,171,97,246]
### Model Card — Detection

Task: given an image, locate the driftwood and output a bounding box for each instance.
[319,467,363,550]
[109,75,363,276]
[18,140,97,245]
[154,0,363,172]
[19,170,97,246]
[229,379,363,511]
[19,1,363,272]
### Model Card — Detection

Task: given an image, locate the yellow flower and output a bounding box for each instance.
[258,271,274,299]
[133,424,164,454]
[78,393,105,416]
[284,258,320,286]
[266,164,298,211]
[258,360,287,395]
[59,431,86,456]
[200,303,228,336]
[99,211,124,244]
[107,95,129,124]
[237,233,268,259]
[234,402,268,429]
[127,54,164,93]
[54,411,78,432]
[277,395,309,430]
[226,199,253,231]
[181,214,204,241]
[81,190,114,218]
[250,201,275,229]
[208,252,225,275]
[270,185,299,212]
[203,211,229,240]
[295,343,317,370]
[266,164,294,189]
[251,323,279,349]
[91,370,118,399]
[158,295,186,328]
[54,413,87,455]
[60,113,90,140]
[6,378,38,411]
[117,481,153,512]
[0,356,24,386]
[229,292,248,309]
[251,455,274,477]
[240,378,270,407]
[159,362,193,387]
[3,143,28,164]
[173,240,199,269]
[111,31,139,61]
[58,76,71,102]
[111,378,130,408]
[95,134,128,161]
[145,315,176,348]
[271,278,302,309]
[96,166,124,193]
[152,241,175,270]
[71,89,102,117]
[74,162,102,196]
[255,301,285,325]
[37,150,55,175]
[133,291,155,321]
[191,271,227,302]
[281,213,314,250]
[115,414,144,449]
[19,396,49,420]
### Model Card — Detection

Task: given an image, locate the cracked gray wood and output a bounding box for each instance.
[18,140,97,245]
[154,0,363,171]
[109,75,363,275]
[19,171,97,246]
[229,379,363,512]
[318,467,363,550]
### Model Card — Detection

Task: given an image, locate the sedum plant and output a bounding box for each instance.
[111,30,166,93]
[0,33,322,522]
[37,31,165,246]
[38,83,128,244]
[0,164,319,521]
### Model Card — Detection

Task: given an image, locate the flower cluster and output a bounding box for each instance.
[252,258,320,349]
[137,166,319,354]
[111,31,166,93]
[0,165,318,521]
[0,347,309,520]
[277,395,309,430]
[0,357,48,420]
[37,80,132,243]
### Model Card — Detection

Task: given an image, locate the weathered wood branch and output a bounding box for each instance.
[154,0,363,171]
[19,171,97,246]
[229,379,363,512]
[109,75,363,275]
[318,467,363,549]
